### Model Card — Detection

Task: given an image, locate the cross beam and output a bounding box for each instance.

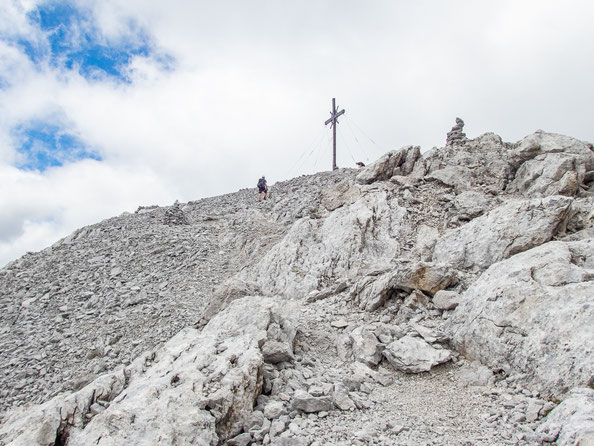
[324,98,345,170]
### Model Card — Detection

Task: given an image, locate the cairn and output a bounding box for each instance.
[163,200,190,226]
[446,117,467,146]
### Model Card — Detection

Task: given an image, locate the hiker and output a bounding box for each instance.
[257,176,268,200]
[356,161,365,168]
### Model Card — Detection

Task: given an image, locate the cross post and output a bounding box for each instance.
[324,98,345,170]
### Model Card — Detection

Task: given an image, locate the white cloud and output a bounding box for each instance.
[1,0,594,266]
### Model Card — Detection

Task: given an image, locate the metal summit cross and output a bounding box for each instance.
[324,98,345,171]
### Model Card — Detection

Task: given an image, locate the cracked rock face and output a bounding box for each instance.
[0,297,296,446]
[1,126,593,445]
[446,239,594,399]
[433,195,572,273]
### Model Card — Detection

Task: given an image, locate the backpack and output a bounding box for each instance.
[257,178,266,188]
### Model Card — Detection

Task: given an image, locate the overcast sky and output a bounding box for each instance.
[1,0,593,267]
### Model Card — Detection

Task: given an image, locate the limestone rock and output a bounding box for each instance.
[320,178,361,211]
[352,261,455,311]
[432,290,460,310]
[507,131,594,198]
[426,165,472,191]
[536,387,594,446]
[458,361,495,387]
[511,131,594,172]
[350,326,383,366]
[292,390,334,413]
[333,383,356,411]
[356,145,421,184]
[383,335,451,373]
[446,239,594,398]
[227,432,253,446]
[264,400,285,420]
[261,316,296,364]
[433,196,572,272]
[414,224,440,262]
[509,153,582,197]
[233,190,405,299]
[421,131,514,192]
[0,297,295,446]
[454,191,490,219]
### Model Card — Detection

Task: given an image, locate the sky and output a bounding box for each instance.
[1,0,593,267]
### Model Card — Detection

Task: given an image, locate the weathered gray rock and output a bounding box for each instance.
[261,316,296,364]
[292,390,334,413]
[414,224,440,262]
[352,261,455,311]
[454,191,490,219]
[509,152,583,197]
[458,361,495,387]
[0,297,295,446]
[333,382,356,411]
[420,131,514,192]
[227,432,253,446]
[510,131,594,172]
[536,387,594,445]
[320,178,361,211]
[350,326,383,366]
[264,400,285,420]
[426,165,472,191]
[356,145,421,184]
[433,196,572,272]
[507,131,594,197]
[446,239,594,398]
[233,190,406,299]
[432,290,460,310]
[383,335,451,373]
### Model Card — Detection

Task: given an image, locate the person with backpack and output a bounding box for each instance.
[257,176,268,201]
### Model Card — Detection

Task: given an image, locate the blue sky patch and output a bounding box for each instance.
[14,122,102,172]
[19,1,172,82]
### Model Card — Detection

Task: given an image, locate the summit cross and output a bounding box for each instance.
[324,98,345,171]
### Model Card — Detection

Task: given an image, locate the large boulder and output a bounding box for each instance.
[426,165,472,191]
[0,297,296,446]
[234,190,406,299]
[350,326,383,366]
[356,145,421,184]
[508,131,594,197]
[419,132,515,192]
[292,390,334,413]
[351,261,455,311]
[433,196,572,272]
[382,335,451,373]
[446,239,594,398]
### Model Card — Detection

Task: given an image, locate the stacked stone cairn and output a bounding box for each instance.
[446,117,467,146]
[163,200,190,226]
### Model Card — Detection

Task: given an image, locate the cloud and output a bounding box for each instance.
[1,0,594,266]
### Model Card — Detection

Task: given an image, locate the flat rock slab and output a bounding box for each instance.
[292,390,334,413]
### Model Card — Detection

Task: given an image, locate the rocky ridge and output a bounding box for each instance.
[1,124,593,445]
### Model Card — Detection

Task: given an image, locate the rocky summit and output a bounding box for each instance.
[1,124,593,446]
